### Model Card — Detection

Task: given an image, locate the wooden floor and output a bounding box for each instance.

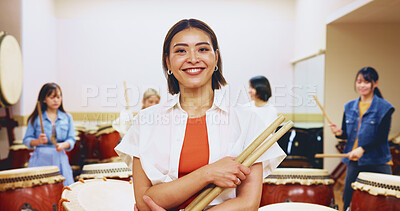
[333,170,346,211]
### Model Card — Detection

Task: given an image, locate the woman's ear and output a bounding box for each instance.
[373,80,379,88]
[166,55,171,71]
[215,49,219,64]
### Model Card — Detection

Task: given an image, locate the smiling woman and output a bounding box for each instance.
[115,19,286,211]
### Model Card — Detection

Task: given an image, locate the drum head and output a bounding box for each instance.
[0,166,65,191]
[79,162,131,179]
[61,179,134,211]
[0,33,23,106]
[352,172,400,198]
[263,168,334,185]
[259,202,336,211]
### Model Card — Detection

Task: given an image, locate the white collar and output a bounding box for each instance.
[164,86,229,113]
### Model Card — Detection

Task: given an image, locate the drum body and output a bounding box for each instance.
[259,202,336,211]
[0,166,65,211]
[66,127,84,166]
[8,140,33,169]
[83,129,100,163]
[96,125,121,161]
[78,162,132,181]
[60,179,134,211]
[350,172,400,211]
[261,168,334,207]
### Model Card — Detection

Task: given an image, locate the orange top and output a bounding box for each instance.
[352,101,371,152]
[177,115,209,209]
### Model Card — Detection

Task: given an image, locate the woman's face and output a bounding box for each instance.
[355,74,376,97]
[166,28,218,90]
[44,89,62,110]
[143,95,160,109]
[248,84,256,101]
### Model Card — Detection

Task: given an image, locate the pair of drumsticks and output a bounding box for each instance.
[37,101,58,146]
[312,95,348,159]
[185,115,294,211]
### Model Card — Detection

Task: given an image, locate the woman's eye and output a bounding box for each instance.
[199,48,209,52]
[175,49,186,53]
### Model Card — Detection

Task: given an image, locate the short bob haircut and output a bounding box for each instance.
[162,19,227,95]
[249,75,272,102]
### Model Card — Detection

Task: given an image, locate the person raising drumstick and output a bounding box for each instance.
[23,83,76,186]
[115,19,286,211]
[328,67,395,211]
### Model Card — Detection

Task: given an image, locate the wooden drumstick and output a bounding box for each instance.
[123,81,130,110]
[37,101,58,146]
[189,121,294,211]
[313,95,333,124]
[37,101,44,133]
[185,115,285,210]
[315,154,349,158]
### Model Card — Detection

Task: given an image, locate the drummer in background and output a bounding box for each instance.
[23,83,76,186]
[113,88,160,136]
[115,19,286,211]
[329,67,394,211]
[141,88,160,109]
[248,75,278,127]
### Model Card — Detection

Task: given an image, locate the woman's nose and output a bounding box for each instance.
[187,51,199,63]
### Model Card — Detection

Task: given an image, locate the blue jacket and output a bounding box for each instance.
[341,95,394,165]
[23,110,76,151]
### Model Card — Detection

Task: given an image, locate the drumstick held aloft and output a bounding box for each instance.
[312,95,333,124]
[37,101,44,133]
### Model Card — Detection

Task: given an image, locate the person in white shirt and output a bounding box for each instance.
[248,75,278,127]
[115,19,285,211]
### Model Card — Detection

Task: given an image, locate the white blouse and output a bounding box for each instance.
[115,87,286,206]
[250,101,278,127]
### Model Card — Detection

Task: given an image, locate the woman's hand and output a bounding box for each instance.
[202,157,251,188]
[328,123,342,136]
[56,142,70,152]
[349,147,364,160]
[38,133,48,145]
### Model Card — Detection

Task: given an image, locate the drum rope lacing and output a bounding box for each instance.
[80,167,131,175]
[266,174,332,180]
[356,178,400,192]
[0,171,62,184]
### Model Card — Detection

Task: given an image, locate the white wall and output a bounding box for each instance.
[20,0,58,116]
[54,0,296,113]
[294,0,355,60]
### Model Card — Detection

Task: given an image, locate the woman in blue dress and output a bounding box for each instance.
[23,83,76,186]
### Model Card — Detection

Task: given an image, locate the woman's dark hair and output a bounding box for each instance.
[27,83,66,125]
[162,19,227,94]
[355,66,382,98]
[249,75,272,102]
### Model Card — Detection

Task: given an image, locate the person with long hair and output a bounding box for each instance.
[115,19,285,211]
[23,83,75,186]
[248,75,277,127]
[329,67,395,210]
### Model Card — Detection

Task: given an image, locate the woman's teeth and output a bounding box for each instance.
[185,68,202,73]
